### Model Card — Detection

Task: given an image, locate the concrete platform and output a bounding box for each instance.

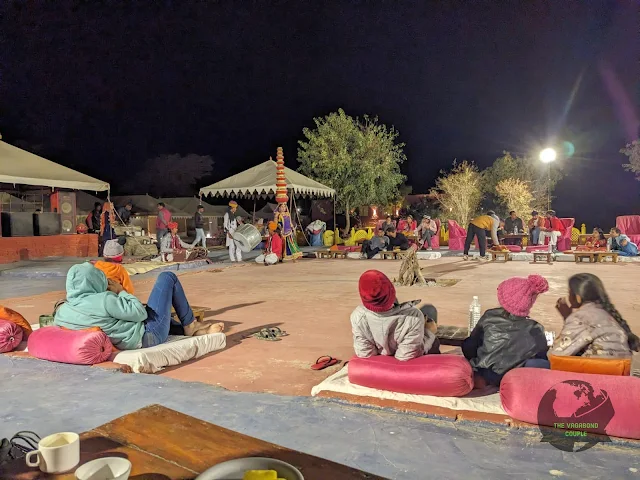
[2,256,639,397]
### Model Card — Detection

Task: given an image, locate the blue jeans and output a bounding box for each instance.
[616,243,639,257]
[523,358,551,368]
[192,228,206,248]
[530,227,540,245]
[142,272,195,348]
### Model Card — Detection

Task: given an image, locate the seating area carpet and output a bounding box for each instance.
[111,333,226,373]
[311,365,506,415]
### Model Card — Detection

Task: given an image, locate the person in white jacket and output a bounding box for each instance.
[350,270,439,361]
[224,201,242,262]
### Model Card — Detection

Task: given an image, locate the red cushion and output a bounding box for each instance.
[504,245,521,252]
[447,220,466,251]
[0,319,23,353]
[348,354,474,397]
[525,246,549,253]
[28,326,112,365]
[500,368,640,440]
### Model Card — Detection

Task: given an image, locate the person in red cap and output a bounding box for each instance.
[462,274,550,387]
[158,222,191,262]
[351,270,439,361]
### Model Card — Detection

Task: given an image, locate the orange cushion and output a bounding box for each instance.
[548,353,630,376]
[0,306,33,338]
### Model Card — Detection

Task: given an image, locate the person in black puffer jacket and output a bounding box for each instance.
[463,275,550,387]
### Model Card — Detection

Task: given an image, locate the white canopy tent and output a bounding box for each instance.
[199,160,335,199]
[0,140,109,191]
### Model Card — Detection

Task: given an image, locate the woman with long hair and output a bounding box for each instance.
[586,227,607,249]
[552,273,640,357]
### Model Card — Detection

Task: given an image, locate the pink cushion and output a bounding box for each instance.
[500,368,640,440]
[27,326,112,365]
[525,245,548,253]
[616,216,640,244]
[504,245,522,252]
[348,354,474,397]
[447,220,466,251]
[0,319,23,353]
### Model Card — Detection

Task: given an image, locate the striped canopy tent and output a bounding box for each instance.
[198,159,335,200]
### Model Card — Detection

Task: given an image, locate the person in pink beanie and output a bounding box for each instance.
[462,274,550,387]
[350,270,439,361]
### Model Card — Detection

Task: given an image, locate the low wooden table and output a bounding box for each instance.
[380,250,398,260]
[315,250,334,259]
[597,251,618,263]
[491,250,510,262]
[532,252,553,264]
[572,251,598,263]
[333,250,349,259]
[3,405,382,479]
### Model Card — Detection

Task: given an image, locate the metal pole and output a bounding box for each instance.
[547,163,551,211]
[252,197,256,224]
[333,195,337,246]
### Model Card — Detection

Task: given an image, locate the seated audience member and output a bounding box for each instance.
[527,210,542,245]
[608,227,639,257]
[159,222,192,261]
[504,211,524,246]
[116,200,133,225]
[54,263,224,350]
[585,227,607,249]
[415,215,438,250]
[552,273,639,357]
[381,216,395,233]
[386,226,409,251]
[538,210,565,252]
[462,275,550,387]
[93,238,134,295]
[351,270,438,361]
[402,215,417,232]
[362,229,390,259]
[256,222,282,265]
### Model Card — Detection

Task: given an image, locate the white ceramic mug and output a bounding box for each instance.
[26,432,80,473]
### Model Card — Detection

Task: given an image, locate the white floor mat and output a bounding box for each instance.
[311,365,506,415]
[111,333,226,373]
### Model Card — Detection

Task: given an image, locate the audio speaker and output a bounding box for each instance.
[1,212,34,237]
[50,191,77,234]
[33,213,62,236]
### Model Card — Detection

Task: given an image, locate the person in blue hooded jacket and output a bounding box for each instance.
[54,263,223,349]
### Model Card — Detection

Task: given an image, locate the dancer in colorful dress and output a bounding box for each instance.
[273,147,302,261]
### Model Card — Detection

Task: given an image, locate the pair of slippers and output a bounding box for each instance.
[311,355,341,370]
[249,327,288,341]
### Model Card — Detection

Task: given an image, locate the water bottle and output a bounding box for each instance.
[468,296,481,334]
[513,226,517,235]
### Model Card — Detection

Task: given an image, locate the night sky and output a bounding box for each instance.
[1,1,638,227]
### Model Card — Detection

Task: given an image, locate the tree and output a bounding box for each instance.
[123,154,214,197]
[621,139,640,180]
[482,151,563,214]
[298,109,406,231]
[430,160,483,227]
[495,178,534,219]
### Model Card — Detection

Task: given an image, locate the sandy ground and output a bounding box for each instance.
[3,257,640,396]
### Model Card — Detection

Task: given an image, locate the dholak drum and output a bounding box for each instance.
[232,224,262,252]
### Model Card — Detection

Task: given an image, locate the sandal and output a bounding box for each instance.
[311,355,340,370]
[268,327,288,337]
[0,431,40,465]
[251,329,280,341]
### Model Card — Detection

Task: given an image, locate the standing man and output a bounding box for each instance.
[224,200,242,262]
[156,202,171,243]
[86,202,102,234]
[538,210,564,252]
[527,211,542,246]
[609,228,639,256]
[191,205,207,249]
[463,211,500,260]
[504,211,524,246]
[117,200,133,225]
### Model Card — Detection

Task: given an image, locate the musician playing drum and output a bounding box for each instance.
[224,201,242,262]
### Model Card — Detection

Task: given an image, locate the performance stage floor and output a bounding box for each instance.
[2,254,639,397]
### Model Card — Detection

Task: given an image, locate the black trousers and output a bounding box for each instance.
[362,240,382,259]
[464,223,487,256]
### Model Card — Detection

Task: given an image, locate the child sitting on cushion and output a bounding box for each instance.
[351,270,439,361]
[462,275,550,387]
[93,237,134,294]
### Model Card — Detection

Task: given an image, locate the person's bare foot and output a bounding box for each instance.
[191,322,224,336]
[205,322,224,334]
[184,321,202,337]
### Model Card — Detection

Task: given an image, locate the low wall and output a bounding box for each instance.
[0,234,98,264]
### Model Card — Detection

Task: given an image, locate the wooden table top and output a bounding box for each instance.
[2,404,382,480]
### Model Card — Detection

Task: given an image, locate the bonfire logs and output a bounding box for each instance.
[396,246,426,286]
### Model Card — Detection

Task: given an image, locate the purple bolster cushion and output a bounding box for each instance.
[0,319,23,353]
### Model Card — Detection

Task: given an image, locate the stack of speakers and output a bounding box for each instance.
[0,191,77,237]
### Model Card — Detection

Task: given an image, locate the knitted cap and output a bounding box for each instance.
[103,239,124,261]
[359,270,396,313]
[497,274,549,317]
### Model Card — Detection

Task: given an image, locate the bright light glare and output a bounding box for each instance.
[539,148,557,164]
